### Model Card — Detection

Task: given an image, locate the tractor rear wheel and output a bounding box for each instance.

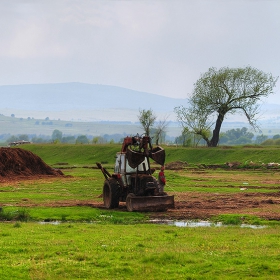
[103,179,120,209]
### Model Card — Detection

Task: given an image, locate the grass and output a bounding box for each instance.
[0,223,279,279]
[166,168,280,194]
[19,143,280,166]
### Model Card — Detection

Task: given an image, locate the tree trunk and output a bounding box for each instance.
[209,113,224,147]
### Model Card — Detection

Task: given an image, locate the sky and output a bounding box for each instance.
[0,0,279,103]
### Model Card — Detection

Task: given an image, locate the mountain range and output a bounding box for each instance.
[0,82,279,126]
[0,82,188,122]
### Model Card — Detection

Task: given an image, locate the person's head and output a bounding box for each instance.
[161,165,165,171]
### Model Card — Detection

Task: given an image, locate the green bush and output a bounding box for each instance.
[0,208,30,222]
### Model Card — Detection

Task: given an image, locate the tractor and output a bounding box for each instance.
[96,134,174,211]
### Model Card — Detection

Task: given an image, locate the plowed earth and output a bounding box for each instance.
[1,148,279,220]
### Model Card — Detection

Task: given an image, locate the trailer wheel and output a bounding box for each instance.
[103,179,120,209]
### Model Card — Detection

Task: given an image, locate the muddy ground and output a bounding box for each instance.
[150,191,280,221]
[1,148,279,221]
[3,188,280,221]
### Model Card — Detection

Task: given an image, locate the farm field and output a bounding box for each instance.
[0,144,280,279]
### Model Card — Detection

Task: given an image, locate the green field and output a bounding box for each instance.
[0,144,280,279]
[1,223,279,280]
[20,143,280,166]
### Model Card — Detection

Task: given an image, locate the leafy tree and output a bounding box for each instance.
[18,134,29,141]
[6,135,18,143]
[175,128,193,146]
[31,136,46,143]
[219,127,254,145]
[92,136,106,144]
[138,109,156,136]
[76,135,89,144]
[175,66,278,147]
[255,134,268,144]
[272,134,280,140]
[61,136,76,144]
[92,137,99,144]
[52,129,63,142]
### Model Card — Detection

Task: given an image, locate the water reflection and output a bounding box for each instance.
[150,219,266,229]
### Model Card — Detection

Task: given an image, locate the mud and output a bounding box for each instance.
[149,191,280,221]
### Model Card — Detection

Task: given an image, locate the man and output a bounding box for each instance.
[158,165,166,194]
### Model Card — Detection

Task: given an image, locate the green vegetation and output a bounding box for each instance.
[19,143,280,166]
[0,144,280,279]
[0,223,279,279]
[0,206,146,224]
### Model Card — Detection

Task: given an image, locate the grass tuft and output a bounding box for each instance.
[0,208,30,222]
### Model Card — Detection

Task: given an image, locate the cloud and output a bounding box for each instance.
[0,0,279,101]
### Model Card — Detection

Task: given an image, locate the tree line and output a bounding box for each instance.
[174,127,280,146]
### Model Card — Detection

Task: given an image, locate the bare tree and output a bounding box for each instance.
[154,116,168,145]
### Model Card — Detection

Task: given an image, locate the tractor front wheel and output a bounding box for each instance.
[103,179,120,209]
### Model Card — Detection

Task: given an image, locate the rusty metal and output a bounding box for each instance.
[126,148,145,169]
[126,194,175,212]
[96,162,111,180]
[150,146,165,166]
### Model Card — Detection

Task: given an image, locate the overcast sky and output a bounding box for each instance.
[1,0,279,103]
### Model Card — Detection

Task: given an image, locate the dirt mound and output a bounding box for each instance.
[165,161,188,170]
[0,147,63,178]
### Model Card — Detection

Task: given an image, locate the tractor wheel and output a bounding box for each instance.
[103,179,120,209]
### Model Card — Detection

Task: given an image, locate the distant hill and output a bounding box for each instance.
[0,82,279,131]
[0,83,188,121]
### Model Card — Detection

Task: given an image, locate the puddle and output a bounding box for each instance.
[39,221,61,225]
[150,219,266,229]
[38,220,266,229]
